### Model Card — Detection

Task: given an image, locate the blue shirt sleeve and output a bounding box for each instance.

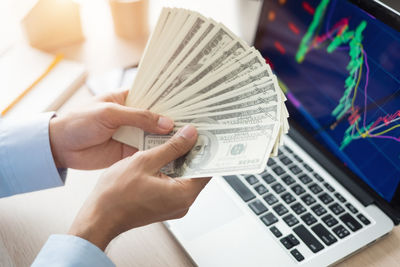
[0,112,65,197]
[32,235,115,267]
[1,113,115,266]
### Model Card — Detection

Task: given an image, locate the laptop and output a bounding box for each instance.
[165,0,400,266]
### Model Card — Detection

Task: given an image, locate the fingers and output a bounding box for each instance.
[144,125,198,170]
[99,103,174,134]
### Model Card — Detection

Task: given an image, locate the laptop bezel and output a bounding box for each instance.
[252,0,400,224]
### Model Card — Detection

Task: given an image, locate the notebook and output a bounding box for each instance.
[0,44,87,117]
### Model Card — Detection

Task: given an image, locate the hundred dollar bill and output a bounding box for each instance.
[158,66,273,114]
[145,25,239,109]
[131,10,198,105]
[143,123,280,178]
[154,52,271,113]
[146,39,251,109]
[129,9,186,102]
[166,78,278,116]
[133,15,209,108]
[127,8,172,102]
[174,102,280,129]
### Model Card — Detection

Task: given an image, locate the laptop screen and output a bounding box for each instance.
[254,0,400,202]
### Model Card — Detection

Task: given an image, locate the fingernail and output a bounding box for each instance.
[178,125,197,140]
[158,116,174,130]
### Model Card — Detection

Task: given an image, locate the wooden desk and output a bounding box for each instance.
[1,0,399,266]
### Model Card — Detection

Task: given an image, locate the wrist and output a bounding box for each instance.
[49,116,65,168]
[68,196,121,251]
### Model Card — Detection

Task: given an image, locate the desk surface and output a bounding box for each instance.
[1,0,400,266]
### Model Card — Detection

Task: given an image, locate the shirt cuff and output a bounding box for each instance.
[32,235,115,267]
[0,112,65,197]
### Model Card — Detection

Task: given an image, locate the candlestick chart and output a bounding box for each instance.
[295,0,400,150]
[254,0,400,201]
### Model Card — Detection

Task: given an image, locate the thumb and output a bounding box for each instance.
[145,125,198,171]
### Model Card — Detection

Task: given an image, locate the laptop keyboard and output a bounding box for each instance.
[223,145,372,263]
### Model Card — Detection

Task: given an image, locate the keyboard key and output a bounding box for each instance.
[309,183,323,194]
[261,212,278,226]
[278,150,283,156]
[290,249,304,262]
[291,184,306,195]
[323,182,335,192]
[280,236,294,249]
[329,203,345,215]
[289,165,302,175]
[261,173,276,184]
[301,212,317,226]
[279,156,293,166]
[313,173,324,182]
[272,182,286,194]
[301,194,316,205]
[293,225,324,253]
[291,202,306,215]
[249,200,268,215]
[283,145,293,153]
[334,192,346,203]
[332,225,350,239]
[293,154,303,163]
[273,203,289,216]
[322,214,339,227]
[357,214,371,225]
[283,214,299,227]
[267,158,276,167]
[303,163,313,172]
[339,213,362,232]
[245,175,259,185]
[263,193,278,205]
[254,184,268,195]
[281,175,295,185]
[273,166,286,176]
[345,203,358,214]
[287,234,300,246]
[311,204,327,216]
[319,193,334,204]
[280,234,300,249]
[299,174,312,184]
[281,192,296,204]
[270,226,282,237]
[311,223,337,246]
[224,176,256,202]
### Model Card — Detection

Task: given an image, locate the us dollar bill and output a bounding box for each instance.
[146,25,238,109]
[170,80,278,116]
[174,102,280,126]
[147,40,250,109]
[159,67,273,113]
[143,123,279,178]
[136,16,208,106]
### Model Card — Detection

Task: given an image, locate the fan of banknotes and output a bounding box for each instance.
[113,8,289,178]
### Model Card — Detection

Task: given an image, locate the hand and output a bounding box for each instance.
[49,90,174,169]
[68,125,211,250]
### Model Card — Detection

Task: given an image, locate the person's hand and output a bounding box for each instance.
[68,125,211,250]
[49,90,174,169]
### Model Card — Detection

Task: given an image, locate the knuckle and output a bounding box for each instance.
[131,151,151,166]
[99,103,117,118]
[140,109,158,122]
[174,208,189,219]
[181,196,195,209]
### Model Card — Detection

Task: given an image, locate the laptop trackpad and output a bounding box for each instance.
[169,178,243,241]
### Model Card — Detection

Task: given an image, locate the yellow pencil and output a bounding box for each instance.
[1,53,64,116]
